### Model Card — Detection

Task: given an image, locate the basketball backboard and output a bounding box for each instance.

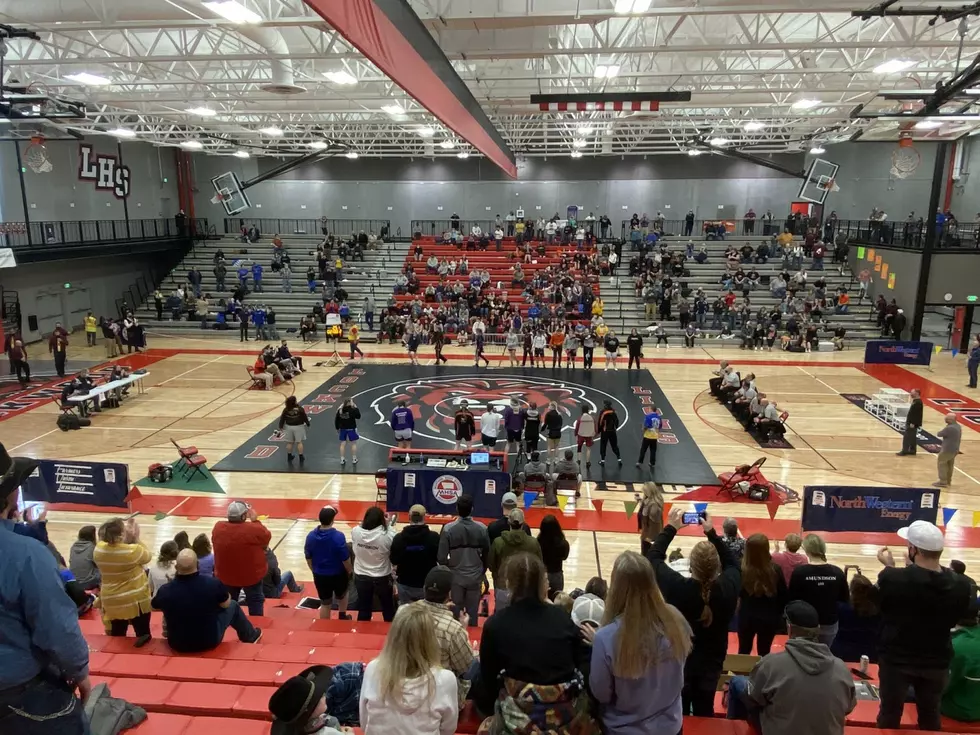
[798,158,840,205]
[210,171,251,216]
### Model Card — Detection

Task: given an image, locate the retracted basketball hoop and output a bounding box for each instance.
[24,135,53,174]
[891,133,921,179]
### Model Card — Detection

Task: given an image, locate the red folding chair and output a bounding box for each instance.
[180,455,208,482]
[170,438,199,470]
[717,457,766,499]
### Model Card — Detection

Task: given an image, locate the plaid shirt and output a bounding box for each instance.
[424,600,474,705]
[325,661,364,726]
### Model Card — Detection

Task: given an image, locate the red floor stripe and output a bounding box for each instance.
[126,492,980,548]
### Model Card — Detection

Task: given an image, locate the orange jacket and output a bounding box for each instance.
[549,332,565,348]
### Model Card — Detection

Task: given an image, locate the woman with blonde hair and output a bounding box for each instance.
[637,482,664,554]
[359,602,458,735]
[94,517,153,647]
[645,507,740,717]
[737,533,787,655]
[788,533,849,647]
[588,551,692,734]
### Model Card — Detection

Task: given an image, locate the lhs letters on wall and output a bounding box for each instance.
[78,144,130,199]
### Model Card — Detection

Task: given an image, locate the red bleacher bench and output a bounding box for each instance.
[182,717,271,735]
[131,713,194,735]
[169,681,244,717]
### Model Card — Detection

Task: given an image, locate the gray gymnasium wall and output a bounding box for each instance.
[848,244,922,331]
[0,136,179,222]
[925,253,980,304]
[950,137,980,218]
[190,143,946,232]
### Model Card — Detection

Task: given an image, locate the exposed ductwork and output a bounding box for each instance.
[234,25,305,96]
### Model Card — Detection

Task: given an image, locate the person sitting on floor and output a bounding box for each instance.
[263,545,305,599]
[151,549,263,652]
[68,524,101,590]
[268,665,353,735]
[727,600,856,735]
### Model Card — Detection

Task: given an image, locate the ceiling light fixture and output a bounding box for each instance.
[438,140,455,149]
[688,149,702,156]
[309,141,328,150]
[577,124,594,135]
[108,127,136,138]
[570,150,584,158]
[345,151,359,159]
[743,121,765,132]
[180,140,204,150]
[381,104,405,115]
[259,126,283,136]
[234,150,250,158]
[914,120,944,129]
[323,70,357,85]
[791,98,821,110]
[417,126,435,137]
[572,139,587,148]
[66,72,110,85]
[873,59,915,74]
[457,151,470,159]
[709,137,729,147]
[202,1,262,24]
[809,146,826,154]
[594,64,620,79]
[186,106,217,117]
[613,0,652,14]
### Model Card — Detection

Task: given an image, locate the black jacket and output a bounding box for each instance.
[543,408,563,439]
[475,598,590,715]
[279,406,310,429]
[389,524,440,588]
[647,525,740,675]
[334,405,360,430]
[906,398,923,427]
[739,562,789,628]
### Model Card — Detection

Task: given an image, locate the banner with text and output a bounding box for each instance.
[802,486,938,533]
[20,459,130,509]
[864,340,934,366]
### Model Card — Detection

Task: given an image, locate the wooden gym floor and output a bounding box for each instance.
[4,336,980,590]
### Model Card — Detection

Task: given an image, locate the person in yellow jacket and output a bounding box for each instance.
[84,311,98,347]
[94,517,153,646]
[592,298,604,318]
[348,323,364,359]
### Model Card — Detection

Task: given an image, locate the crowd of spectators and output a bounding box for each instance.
[709,360,790,442]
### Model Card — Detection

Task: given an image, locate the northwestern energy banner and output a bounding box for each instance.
[864,340,934,366]
[802,486,938,533]
[21,459,130,509]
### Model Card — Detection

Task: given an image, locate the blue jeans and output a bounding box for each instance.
[968,361,978,388]
[0,677,89,735]
[726,674,760,730]
[269,571,301,599]
[397,583,425,604]
[215,600,260,643]
[225,581,265,616]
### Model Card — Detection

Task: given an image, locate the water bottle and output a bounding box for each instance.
[859,655,869,674]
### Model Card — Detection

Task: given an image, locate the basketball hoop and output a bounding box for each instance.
[818,177,840,193]
[24,135,53,174]
[891,136,920,179]
[210,190,229,205]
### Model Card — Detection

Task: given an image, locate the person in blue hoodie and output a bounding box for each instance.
[252,262,264,293]
[390,401,415,456]
[237,264,250,291]
[251,305,267,341]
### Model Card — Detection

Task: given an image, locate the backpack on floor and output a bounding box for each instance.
[57,414,90,431]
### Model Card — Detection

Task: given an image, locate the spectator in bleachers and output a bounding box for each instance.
[830,572,880,663]
[538,514,569,598]
[148,540,178,596]
[94,517,153,647]
[738,534,788,656]
[212,501,272,616]
[587,550,692,735]
[771,533,807,584]
[489,508,542,610]
[647,508,740,716]
[305,505,353,621]
[439,495,489,627]
[720,518,745,562]
[390,504,440,604]
[638,481,664,555]
[421,566,477,707]
[788,534,848,647]
[152,549,262,652]
[727,600,856,735]
[474,553,595,727]
[0,454,92,735]
[67,524,101,590]
[263,545,304,599]
[875,521,972,730]
[192,533,215,576]
[352,508,397,623]
[359,602,459,735]
[942,597,980,722]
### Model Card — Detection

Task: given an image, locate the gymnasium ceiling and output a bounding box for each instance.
[2,0,980,159]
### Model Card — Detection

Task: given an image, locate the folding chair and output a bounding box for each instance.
[245,366,267,390]
[54,396,77,416]
[555,474,581,499]
[180,454,209,482]
[717,457,766,499]
[170,437,200,471]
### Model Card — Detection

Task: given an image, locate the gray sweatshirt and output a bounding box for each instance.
[748,638,857,735]
[68,539,101,588]
[437,516,489,585]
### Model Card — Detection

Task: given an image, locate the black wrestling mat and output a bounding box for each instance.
[213,365,718,486]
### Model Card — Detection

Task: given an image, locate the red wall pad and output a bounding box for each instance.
[303,0,517,178]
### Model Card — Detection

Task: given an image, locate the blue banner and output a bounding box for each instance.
[801,486,938,533]
[385,467,512,519]
[21,459,130,509]
[864,340,934,365]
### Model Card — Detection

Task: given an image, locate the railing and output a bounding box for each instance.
[222,217,391,237]
[618,217,815,240]
[0,218,209,249]
[828,219,980,250]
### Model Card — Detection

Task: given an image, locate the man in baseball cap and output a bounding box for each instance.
[571,593,605,629]
[211,499,272,616]
[487,491,530,544]
[0,443,92,735]
[729,600,855,732]
[875,520,973,730]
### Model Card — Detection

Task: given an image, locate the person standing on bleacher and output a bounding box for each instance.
[212,501,272,616]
